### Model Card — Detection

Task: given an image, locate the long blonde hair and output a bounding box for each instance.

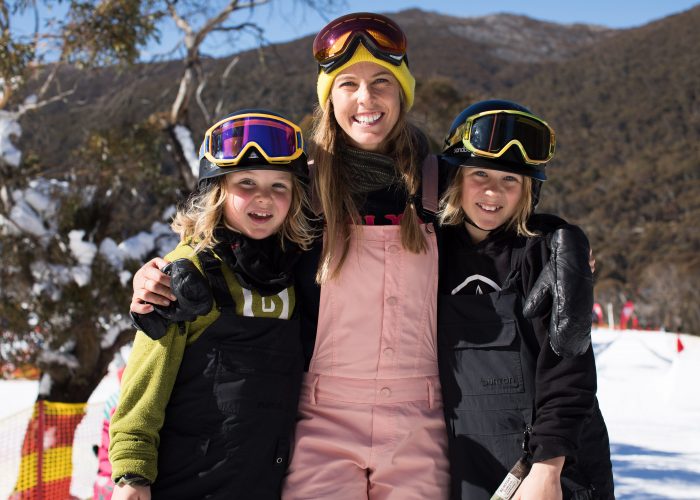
[311,98,427,283]
[438,167,537,237]
[171,173,315,253]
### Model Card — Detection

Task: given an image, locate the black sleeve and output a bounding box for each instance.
[521,236,597,463]
[527,212,569,233]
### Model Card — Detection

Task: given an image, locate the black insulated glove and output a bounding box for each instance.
[153,259,214,323]
[131,310,170,340]
[131,259,214,340]
[523,225,594,357]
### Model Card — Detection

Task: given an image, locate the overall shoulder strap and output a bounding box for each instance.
[501,239,528,293]
[198,249,235,309]
[421,153,439,216]
[307,158,321,215]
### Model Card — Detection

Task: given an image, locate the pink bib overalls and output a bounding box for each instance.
[282,224,449,500]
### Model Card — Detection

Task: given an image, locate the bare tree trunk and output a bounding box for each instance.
[170,64,195,125]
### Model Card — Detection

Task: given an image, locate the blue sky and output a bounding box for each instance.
[168,0,699,58]
[14,0,700,60]
[259,0,699,33]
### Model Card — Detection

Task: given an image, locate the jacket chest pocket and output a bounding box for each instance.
[206,346,301,418]
[202,313,302,414]
[442,318,525,396]
[439,291,526,401]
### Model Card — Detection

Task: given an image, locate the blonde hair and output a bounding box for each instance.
[171,173,315,254]
[311,96,427,283]
[438,167,537,237]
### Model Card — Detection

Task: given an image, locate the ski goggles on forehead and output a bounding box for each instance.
[313,12,408,73]
[446,110,556,165]
[200,113,304,166]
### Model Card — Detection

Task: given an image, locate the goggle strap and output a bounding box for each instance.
[318,35,407,73]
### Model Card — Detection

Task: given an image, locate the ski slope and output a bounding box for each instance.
[592,329,700,498]
[1,328,699,498]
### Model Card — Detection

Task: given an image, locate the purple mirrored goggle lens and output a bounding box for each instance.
[209,116,299,161]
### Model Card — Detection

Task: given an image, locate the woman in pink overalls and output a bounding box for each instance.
[128,12,449,499]
[281,13,449,499]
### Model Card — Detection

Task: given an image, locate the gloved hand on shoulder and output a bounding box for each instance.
[523,225,594,357]
[131,259,213,340]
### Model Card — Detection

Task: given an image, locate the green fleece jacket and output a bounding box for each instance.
[108,241,296,482]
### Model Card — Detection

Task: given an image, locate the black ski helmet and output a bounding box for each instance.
[198,109,309,188]
[442,99,554,206]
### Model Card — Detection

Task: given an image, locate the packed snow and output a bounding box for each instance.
[0,328,698,498]
[593,329,700,498]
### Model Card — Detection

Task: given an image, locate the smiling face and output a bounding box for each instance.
[460,168,525,243]
[222,169,293,240]
[330,61,402,152]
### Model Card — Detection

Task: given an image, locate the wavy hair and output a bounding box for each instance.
[171,173,315,254]
[310,96,427,283]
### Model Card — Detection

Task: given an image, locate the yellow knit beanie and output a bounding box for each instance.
[316,43,415,111]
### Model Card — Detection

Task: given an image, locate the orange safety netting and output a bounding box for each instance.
[10,400,87,500]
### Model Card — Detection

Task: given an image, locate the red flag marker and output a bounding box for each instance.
[676,335,685,354]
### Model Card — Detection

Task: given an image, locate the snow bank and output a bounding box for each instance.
[0,110,21,167]
[593,329,700,498]
[173,124,199,178]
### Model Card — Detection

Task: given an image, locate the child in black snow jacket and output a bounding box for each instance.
[109,110,315,500]
[436,100,614,500]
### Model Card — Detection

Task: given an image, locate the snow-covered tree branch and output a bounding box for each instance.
[0,0,340,405]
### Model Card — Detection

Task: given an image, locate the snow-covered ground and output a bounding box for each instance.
[1,328,699,499]
[593,329,700,498]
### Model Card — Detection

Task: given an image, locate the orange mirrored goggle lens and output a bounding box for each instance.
[313,12,407,63]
